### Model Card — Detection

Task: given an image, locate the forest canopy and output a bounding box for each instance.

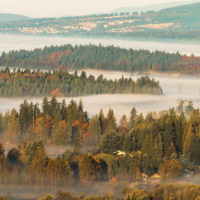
[0,67,163,97]
[0,97,199,198]
[1,44,199,74]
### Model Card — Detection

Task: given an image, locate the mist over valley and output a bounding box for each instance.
[1,34,200,56]
[0,70,199,121]
[1,2,200,198]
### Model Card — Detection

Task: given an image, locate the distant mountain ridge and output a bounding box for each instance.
[110,0,200,14]
[0,13,31,22]
[161,1,200,12]
[1,1,200,41]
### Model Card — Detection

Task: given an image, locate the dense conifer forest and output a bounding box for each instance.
[0,67,162,97]
[0,97,199,199]
[1,44,200,74]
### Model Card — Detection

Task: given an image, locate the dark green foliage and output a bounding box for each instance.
[188,134,200,164]
[88,115,101,147]
[0,68,163,97]
[100,130,120,154]
[0,44,182,73]
[130,107,137,128]
[106,109,117,133]
[7,148,21,165]
[185,101,194,116]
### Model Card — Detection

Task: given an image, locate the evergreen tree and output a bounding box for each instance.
[130,107,137,128]
[88,115,101,147]
[176,100,184,114]
[106,109,117,133]
[165,142,177,160]
[185,101,194,116]
[100,130,119,154]
[188,134,200,164]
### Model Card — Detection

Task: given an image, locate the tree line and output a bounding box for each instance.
[0,44,188,73]
[0,67,162,97]
[1,184,200,200]
[38,184,200,200]
[0,97,199,193]
[1,44,199,74]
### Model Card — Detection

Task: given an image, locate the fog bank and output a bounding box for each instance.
[0,71,199,122]
[0,34,200,56]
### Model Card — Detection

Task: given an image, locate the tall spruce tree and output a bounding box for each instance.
[130,107,137,128]
[88,115,101,147]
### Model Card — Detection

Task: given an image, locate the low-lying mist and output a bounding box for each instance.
[0,71,199,123]
[1,34,200,56]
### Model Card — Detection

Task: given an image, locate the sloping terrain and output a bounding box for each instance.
[1,2,200,40]
[0,13,31,22]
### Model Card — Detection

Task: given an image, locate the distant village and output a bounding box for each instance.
[0,13,176,35]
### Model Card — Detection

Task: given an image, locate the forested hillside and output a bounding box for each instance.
[0,44,200,74]
[1,44,200,74]
[0,68,162,97]
[0,97,199,198]
[1,2,200,40]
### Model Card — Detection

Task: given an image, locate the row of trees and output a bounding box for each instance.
[1,184,200,200]
[0,44,184,72]
[0,97,199,192]
[0,68,163,97]
[38,184,200,200]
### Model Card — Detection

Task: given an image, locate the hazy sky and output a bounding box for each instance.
[0,0,196,18]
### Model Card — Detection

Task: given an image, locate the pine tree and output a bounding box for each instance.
[100,130,119,154]
[73,121,83,153]
[0,144,8,185]
[49,96,60,116]
[54,111,63,128]
[78,99,84,112]
[185,101,194,116]
[88,115,101,147]
[154,133,163,159]
[99,108,106,135]
[176,112,186,153]
[130,107,137,128]
[188,134,200,164]
[19,100,30,134]
[141,135,150,155]
[176,100,184,114]
[165,142,177,160]
[6,109,20,144]
[42,97,50,116]
[54,120,69,145]
[106,109,117,133]
[136,113,144,125]
[120,114,129,128]
[163,118,176,154]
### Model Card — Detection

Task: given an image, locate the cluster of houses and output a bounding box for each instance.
[0,13,176,35]
[113,150,199,185]
[17,27,62,34]
[141,173,161,184]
